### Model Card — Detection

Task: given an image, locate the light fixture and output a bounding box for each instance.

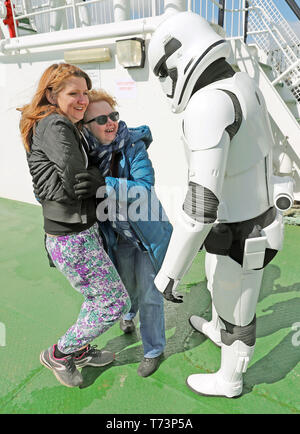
[64,47,111,64]
[116,37,145,68]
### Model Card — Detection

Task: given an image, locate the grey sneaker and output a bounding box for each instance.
[40,345,83,388]
[120,318,135,334]
[73,344,115,368]
[137,355,163,377]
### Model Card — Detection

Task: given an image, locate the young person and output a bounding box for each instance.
[75,89,172,377]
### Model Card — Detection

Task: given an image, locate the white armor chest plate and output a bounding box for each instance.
[183,73,275,223]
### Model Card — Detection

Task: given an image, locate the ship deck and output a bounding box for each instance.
[0,197,299,415]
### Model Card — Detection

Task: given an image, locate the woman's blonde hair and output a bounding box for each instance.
[19,63,92,152]
[87,89,118,110]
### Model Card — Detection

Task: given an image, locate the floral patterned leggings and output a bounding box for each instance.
[46,223,130,354]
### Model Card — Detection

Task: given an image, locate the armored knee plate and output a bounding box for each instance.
[220,315,256,347]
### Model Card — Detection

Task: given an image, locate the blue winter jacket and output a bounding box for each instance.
[97,125,172,273]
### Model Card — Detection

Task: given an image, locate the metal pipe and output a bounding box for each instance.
[243,0,249,43]
[0,15,162,53]
[218,0,225,28]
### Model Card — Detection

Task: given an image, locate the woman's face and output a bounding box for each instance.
[53,76,89,123]
[85,100,119,145]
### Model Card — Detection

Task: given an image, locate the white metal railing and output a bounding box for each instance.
[13,0,115,34]
[0,0,251,43]
[247,0,300,101]
[188,0,247,39]
[8,0,248,38]
[11,0,165,35]
[1,0,300,102]
[188,0,300,102]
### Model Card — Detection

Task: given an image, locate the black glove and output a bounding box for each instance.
[74,168,105,199]
[162,278,183,303]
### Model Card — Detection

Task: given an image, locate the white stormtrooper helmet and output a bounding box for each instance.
[148,11,231,113]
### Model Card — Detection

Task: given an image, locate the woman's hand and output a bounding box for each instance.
[74,168,105,199]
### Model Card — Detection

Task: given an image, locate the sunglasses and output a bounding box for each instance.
[85,111,119,125]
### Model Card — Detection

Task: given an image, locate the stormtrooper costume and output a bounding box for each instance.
[148,12,294,398]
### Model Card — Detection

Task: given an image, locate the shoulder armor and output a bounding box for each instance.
[183,89,235,151]
[218,90,242,140]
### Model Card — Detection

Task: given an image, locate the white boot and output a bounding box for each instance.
[189,304,222,347]
[186,340,255,398]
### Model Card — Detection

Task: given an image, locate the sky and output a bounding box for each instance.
[277,0,300,36]
[277,0,299,21]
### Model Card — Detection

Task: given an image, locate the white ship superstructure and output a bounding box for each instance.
[0,0,299,222]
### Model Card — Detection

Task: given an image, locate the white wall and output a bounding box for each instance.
[0,35,188,223]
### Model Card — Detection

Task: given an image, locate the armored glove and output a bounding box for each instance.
[154,273,183,303]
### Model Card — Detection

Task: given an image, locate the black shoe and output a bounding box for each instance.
[137,355,163,377]
[120,318,135,334]
[73,344,115,368]
[40,345,83,388]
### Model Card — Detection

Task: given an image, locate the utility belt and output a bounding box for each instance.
[203,207,281,269]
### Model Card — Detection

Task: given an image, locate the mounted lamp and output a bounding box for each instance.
[64,47,111,64]
[116,37,145,68]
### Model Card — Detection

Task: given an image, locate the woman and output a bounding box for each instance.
[19,64,130,388]
[76,89,172,377]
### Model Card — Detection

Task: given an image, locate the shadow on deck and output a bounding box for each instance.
[0,198,299,414]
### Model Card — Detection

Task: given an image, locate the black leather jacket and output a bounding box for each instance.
[27,113,96,225]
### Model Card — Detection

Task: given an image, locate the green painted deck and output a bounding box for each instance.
[0,197,299,414]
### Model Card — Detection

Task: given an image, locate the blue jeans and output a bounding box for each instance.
[114,237,166,358]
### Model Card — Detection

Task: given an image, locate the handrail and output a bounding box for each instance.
[272,59,300,86]
[0,14,161,52]
[250,6,298,64]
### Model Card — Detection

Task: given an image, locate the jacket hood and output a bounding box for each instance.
[128,125,153,150]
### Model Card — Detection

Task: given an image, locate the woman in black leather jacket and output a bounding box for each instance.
[19,63,130,388]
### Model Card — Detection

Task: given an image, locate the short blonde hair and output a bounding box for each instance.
[88,89,118,109]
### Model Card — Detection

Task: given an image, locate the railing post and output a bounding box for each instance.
[243,0,249,43]
[49,0,66,32]
[152,0,156,16]
[70,0,78,27]
[76,0,91,27]
[3,0,18,37]
[113,0,130,22]
[164,0,186,15]
[218,0,225,28]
